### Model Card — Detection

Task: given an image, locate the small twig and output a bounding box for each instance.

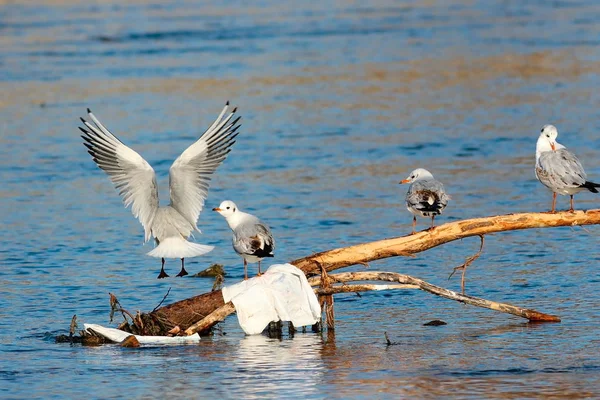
[152,287,172,313]
[115,307,137,323]
[384,331,401,346]
[69,315,78,344]
[212,274,224,291]
[448,235,485,294]
[109,293,131,324]
[135,311,145,334]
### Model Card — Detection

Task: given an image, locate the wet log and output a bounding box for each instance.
[139,210,596,334]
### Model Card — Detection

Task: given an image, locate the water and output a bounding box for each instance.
[2,0,600,398]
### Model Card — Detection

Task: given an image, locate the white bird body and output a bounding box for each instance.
[213,200,275,279]
[80,102,241,278]
[400,168,450,234]
[535,124,599,212]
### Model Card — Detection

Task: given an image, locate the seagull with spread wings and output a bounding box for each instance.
[80,102,241,278]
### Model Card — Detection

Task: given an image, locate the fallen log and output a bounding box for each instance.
[124,210,596,335]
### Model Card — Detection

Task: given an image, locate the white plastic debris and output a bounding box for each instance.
[222,263,321,335]
[84,323,200,345]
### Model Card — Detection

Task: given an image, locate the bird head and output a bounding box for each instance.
[400,168,434,184]
[212,200,237,218]
[538,124,559,151]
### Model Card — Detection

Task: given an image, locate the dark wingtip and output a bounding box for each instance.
[232,107,237,113]
[80,117,87,124]
[87,108,92,114]
[226,100,229,106]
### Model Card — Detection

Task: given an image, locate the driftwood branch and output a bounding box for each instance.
[448,234,485,293]
[314,283,419,294]
[123,210,592,336]
[309,271,560,322]
[292,210,600,274]
[183,302,235,336]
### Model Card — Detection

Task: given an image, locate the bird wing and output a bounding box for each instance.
[407,180,449,213]
[233,222,275,257]
[169,102,241,230]
[80,109,159,242]
[537,148,587,189]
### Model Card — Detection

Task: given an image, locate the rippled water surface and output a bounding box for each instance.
[2,1,600,398]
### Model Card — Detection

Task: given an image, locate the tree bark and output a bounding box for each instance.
[137,210,596,334]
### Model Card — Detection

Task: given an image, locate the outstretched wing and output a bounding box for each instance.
[80,109,159,242]
[169,102,241,229]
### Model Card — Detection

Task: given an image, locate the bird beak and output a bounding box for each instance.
[400,179,410,184]
[550,142,556,151]
[212,207,221,212]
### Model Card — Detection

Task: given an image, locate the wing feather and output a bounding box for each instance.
[169,102,241,229]
[80,110,159,242]
[538,149,587,189]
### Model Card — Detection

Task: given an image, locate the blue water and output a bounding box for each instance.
[2,0,600,398]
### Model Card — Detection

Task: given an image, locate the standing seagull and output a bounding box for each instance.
[80,102,241,278]
[213,200,274,280]
[535,124,600,213]
[400,168,450,234]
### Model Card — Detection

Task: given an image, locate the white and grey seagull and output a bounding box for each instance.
[213,200,275,280]
[400,168,450,234]
[535,124,600,213]
[80,102,241,279]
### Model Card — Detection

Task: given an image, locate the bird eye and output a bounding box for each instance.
[540,128,544,133]
[226,206,230,210]
[546,134,550,138]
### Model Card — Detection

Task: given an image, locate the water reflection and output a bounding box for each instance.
[230,334,326,398]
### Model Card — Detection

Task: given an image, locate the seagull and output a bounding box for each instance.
[535,124,600,213]
[213,200,275,280]
[80,102,241,279]
[400,168,450,234]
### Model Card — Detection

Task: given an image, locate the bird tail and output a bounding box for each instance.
[582,181,600,193]
[147,237,214,259]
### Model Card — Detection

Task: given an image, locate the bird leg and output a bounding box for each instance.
[552,192,557,213]
[157,258,169,279]
[428,215,436,231]
[569,195,575,213]
[243,259,248,280]
[258,260,262,276]
[411,216,417,235]
[176,258,189,277]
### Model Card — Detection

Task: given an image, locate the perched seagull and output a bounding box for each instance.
[400,168,450,234]
[80,102,241,279]
[535,124,600,213]
[213,200,275,280]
